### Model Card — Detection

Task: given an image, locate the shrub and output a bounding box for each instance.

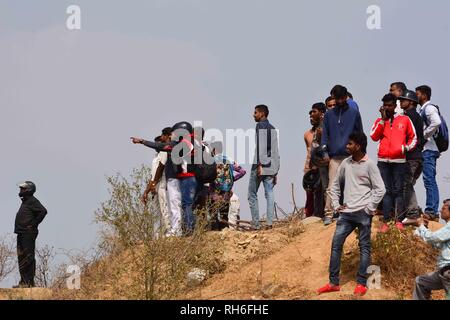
[54,165,225,300]
[342,223,439,298]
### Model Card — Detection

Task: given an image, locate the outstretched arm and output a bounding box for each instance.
[130,137,174,153]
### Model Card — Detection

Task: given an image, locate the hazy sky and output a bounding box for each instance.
[1,0,450,286]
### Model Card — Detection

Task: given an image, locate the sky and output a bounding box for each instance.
[1,0,450,286]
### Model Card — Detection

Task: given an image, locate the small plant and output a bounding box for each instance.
[35,245,56,288]
[342,223,439,297]
[53,165,225,300]
[0,235,16,282]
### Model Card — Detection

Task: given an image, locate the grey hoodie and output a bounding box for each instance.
[330,155,385,214]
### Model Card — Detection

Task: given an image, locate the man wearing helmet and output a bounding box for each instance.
[131,121,206,236]
[14,181,48,288]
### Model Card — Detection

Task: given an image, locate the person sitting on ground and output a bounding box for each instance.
[413,199,450,300]
[317,132,385,297]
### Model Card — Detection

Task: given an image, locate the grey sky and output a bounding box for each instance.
[1,0,450,286]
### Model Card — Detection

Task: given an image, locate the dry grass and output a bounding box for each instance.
[342,222,439,299]
[50,165,226,300]
[0,235,15,282]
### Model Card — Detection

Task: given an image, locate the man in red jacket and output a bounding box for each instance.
[370,93,417,233]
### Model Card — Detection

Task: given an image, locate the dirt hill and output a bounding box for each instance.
[0,216,443,300]
[186,217,399,300]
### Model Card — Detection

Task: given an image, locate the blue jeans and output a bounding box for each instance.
[423,150,440,215]
[248,169,275,229]
[378,162,407,222]
[180,176,198,234]
[329,211,372,286]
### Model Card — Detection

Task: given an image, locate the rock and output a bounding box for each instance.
[301,217,322,226]
[238,240,251,246]
[186,268,208,287]
[261,283,284,298]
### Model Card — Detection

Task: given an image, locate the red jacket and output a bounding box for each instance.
[370,114,417,163]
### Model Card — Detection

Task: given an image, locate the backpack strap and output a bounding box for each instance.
[420,104,440,127]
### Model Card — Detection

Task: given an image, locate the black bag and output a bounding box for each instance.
[189,142,217,184]
[194,162,217,184]
[421,105,449,153]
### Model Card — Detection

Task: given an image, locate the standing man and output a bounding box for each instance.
[346,91,360,111]
[142,130,172,236]
[390,82,407,115]
[370,93,417,232]
[399,91,425,223]
[325,96,336,111]
[413,199,450,300]
[132,121,199,236]
[317,133,386,296]
[305,103,327,218]
[14,181,47,288]
[248,105,280,230]
[321,85,364,225]
[417,85,442,221]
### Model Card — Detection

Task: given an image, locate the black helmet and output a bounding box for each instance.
[302,170,321,192]
[171,121,193,134]
[18,181,36,197]
[399,90,419,104]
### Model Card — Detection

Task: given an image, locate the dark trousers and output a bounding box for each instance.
[17,233,38,286]
[413,267,450,300]
[211,201,230,231]
[404,159,423,217]
[378,162,407,222]
[180,177,198,234]
[305,188,324,218]
[329,211,372,286]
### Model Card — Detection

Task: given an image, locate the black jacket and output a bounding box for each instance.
[404,108,425,161]
[15,196,47,234]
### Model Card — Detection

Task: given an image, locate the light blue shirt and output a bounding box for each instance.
[415,222,450,269]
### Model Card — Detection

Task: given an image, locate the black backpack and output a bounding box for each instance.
[189,141,217,184]
[421,105,449,153]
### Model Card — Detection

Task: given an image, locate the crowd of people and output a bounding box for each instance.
[303,83,450,299]
[304,83,447,228]
[130,104,280,236]
[11,83,449,301]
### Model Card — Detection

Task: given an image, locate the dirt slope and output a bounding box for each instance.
[188,218,399,300]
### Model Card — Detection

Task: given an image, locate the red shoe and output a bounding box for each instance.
[354,284,368,296]
[317,283,341,295]
[379,223,390,234]
[395,222,405,231]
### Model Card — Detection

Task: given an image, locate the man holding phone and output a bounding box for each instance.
[370,93,418,233]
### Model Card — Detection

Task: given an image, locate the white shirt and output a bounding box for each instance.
[419,101,442,152]
[151,152,168,181]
